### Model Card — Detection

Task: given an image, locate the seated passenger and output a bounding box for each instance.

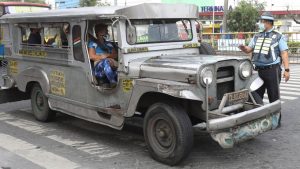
[28,28,42,45]
[61,24,70,47]
[88,23,118,84]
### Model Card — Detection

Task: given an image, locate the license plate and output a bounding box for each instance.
[227,90,249,105]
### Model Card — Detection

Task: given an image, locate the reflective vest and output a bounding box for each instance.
[252,31,282,65]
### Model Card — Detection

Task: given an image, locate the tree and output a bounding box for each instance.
[79,0,109,7]
[79,0,97,7]
[0,0,45,3]
[227,0,265,32]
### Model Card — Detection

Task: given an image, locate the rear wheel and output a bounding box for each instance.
[31,84,56,122]
[143,102,193,165]
[199,42,216,55]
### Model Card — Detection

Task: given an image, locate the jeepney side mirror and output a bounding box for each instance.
[126,25,137,45]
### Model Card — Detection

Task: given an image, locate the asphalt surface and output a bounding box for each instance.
[0,64,299,169]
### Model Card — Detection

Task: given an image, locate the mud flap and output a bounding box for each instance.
[0,87,30,104]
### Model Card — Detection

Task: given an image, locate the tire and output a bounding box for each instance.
[31,84,56,122]
[199,42,216,55]
[143,102,193,165]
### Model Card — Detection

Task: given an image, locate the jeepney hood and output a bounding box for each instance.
[134,54,242,83]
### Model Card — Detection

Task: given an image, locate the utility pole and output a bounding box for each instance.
[222,0,229,33]
[114,0,117,6]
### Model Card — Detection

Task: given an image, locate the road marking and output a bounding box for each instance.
[264,94,297,100]
[283,81,300,85]
[0,133,80,169]
[0,112,15,121]
[47,135,120,158]
[5,119,54,135]
[280,87,300,92]
[286,77,300,80]
[280,95,297,100]
[280,84,300,88]
[283,79,300,82]
[280,91,300,96]
[0,111,121,159]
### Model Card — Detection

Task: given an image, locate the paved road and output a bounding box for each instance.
[0,65,300,169]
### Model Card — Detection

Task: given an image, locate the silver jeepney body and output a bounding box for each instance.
[0,3,280,148]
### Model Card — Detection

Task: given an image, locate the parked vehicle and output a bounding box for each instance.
[0,3,281,165]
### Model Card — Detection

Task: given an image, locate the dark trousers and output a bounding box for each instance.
[256,64,281,103]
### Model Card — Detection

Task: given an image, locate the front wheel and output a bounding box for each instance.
[31,84,56,122]
[143,102,193,165]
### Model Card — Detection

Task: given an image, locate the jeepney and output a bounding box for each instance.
[0,3,281,165]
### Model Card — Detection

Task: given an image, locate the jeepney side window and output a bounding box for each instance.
[21,27,29,43]
[72,25,84,62]
[20,27,42,47]
[0,6,4,16]
[43,25,69,48]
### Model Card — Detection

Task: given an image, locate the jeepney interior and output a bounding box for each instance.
[19,23,70,49]
[85,20,119,88]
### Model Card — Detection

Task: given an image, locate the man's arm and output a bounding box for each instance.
[279,35,290,82]
[239,36,255,54]
[281,50,290,82]
[239,45,254,54]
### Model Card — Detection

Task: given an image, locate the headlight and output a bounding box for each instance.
[201,67,213,86]
[239,61,252,79]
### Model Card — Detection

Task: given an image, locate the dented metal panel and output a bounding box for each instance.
[211,112,281,149]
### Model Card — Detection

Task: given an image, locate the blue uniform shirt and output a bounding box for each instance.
[248,27,288,66]
[88,40,113,55]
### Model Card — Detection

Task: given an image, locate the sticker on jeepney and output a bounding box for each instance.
[19,49,47,58]
[122,79,133,93]
[49,70,66,96]
[8,60,18,75]
[183,43,199,48]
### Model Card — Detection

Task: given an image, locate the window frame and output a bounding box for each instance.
[126,19,193,45]
[18,22,71,49]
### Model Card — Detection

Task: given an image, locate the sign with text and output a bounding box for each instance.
[218,39,245,51]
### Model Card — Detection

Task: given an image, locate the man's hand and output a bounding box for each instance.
[283,71,290,82]
[238,45,247,52]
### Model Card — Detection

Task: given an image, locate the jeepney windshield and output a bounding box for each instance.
[128,19,193,44]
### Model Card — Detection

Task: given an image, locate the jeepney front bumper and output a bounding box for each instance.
[207,100,281,149]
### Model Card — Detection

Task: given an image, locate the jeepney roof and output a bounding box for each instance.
[0,3,198,22]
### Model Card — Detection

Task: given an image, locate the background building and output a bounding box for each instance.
[55,0,80,9]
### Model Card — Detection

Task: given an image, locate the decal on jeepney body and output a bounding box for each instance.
[127,47,149,53]
[122,79,133,93]
[49,70,66,96]
[19,49,47,58]
[8,60,18,75]
[183,43,199,48]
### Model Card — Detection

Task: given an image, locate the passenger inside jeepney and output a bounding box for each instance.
[27,28,58,46]
[88,23,118,86]
[61,23,70,47]
[28,28,42,45]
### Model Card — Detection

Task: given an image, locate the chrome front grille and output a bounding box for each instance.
[216,66,234,100]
